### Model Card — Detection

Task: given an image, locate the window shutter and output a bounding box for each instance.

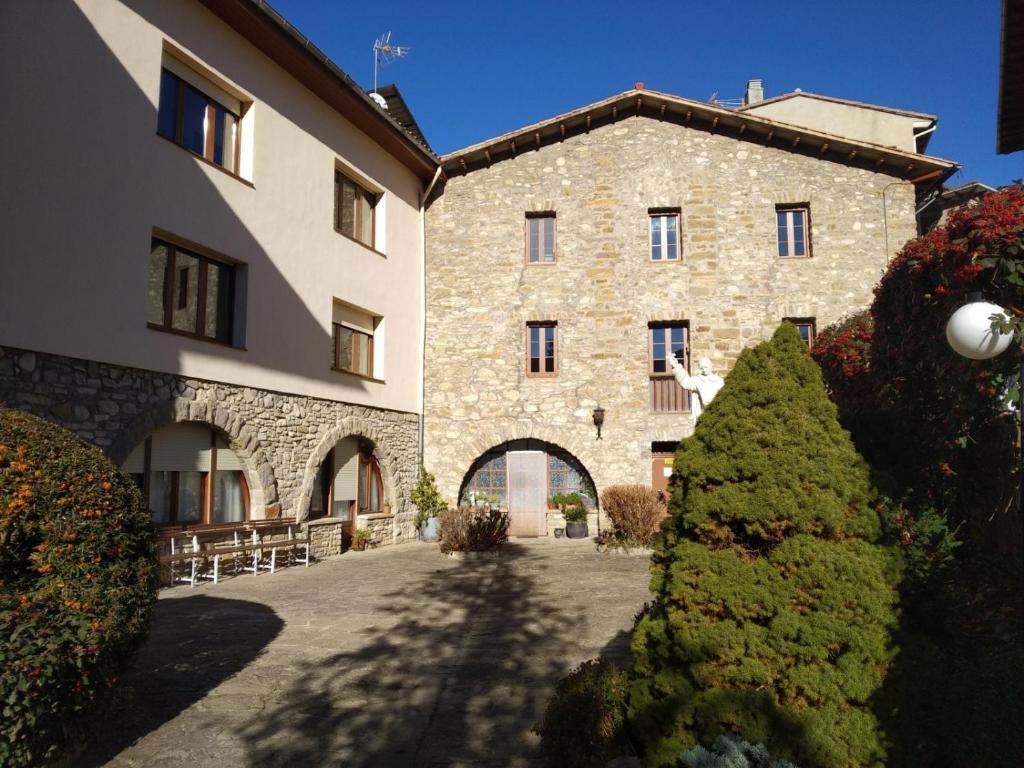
[150,423,212,472]
[332,436,359,503]
[214,436,244,470]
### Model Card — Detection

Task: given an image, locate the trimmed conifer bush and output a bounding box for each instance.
[0,409,157,766]
[628,325,900,768]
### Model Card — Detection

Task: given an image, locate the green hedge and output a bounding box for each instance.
[0,408,157,766]
[628,325,900,768]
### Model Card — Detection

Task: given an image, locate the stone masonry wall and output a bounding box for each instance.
[0,345,421,544]
[423,114,918,504]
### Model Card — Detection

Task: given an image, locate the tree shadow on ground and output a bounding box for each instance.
[240,542,584,767]
[77,595,284,767]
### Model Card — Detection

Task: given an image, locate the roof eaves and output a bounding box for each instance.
[442,88,957,183]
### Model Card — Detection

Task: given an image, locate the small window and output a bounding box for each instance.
[783,317,817,348]
[148,237,236,345]
[526,213,556,264]
[335,171,377,248]
[157,68,240,174]
[649,323,690,413]
[776,205,810,257]
[527,322,557,377]
[649,210,680,261]
[333,323,374,377]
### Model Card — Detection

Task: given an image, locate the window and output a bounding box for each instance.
[526,213,556,263]
[649,323,690,413]
[332,302,378,378]
[122,424,249,527]
[649,210,680,261]
[776,205,810,257]
[335,171,377,248]
[157,68,240,174]
[527,322,557,376]
[784,317,817,348]
[148,237,235,344]
[358,451,384,515]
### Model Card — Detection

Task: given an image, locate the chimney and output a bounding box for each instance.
[744,79,764,106]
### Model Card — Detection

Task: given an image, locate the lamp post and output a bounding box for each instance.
[946,297,1023,578]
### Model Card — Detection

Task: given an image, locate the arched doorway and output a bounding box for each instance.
[460,439,597,536]
[307,435,387,542]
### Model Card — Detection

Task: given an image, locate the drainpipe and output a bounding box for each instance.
[417,166,444,470]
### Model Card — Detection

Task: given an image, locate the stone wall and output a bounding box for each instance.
[0,345,420,544]
[423,113,918,504]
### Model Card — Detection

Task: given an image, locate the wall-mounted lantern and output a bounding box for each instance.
[592,406,605,440]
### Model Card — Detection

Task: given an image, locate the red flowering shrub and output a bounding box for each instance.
[810,310,877,420]
[869,184,1024,514]
[0,409,157,766]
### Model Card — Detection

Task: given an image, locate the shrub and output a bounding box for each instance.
[681,735,801,768]
[534,658,629,768]
[0,409,157,766]
[411,466,448,527]
[600,485,667,545]
[628,326,900,768]
[438,505,508,554]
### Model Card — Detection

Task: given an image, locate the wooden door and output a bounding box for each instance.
[651,452,675,497]
[507,451,548,536]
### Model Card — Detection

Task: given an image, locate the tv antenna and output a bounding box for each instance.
[372,32,410,93]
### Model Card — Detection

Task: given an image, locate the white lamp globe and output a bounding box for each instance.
[946,301,1013,360]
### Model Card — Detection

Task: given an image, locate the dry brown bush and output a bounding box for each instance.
[599,484,667,545]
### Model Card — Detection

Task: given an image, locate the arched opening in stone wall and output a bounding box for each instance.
[121,421,255,529]
[460,439,597,537]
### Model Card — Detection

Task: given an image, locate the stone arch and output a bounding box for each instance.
[109,397,278,514]
[458,434,600,511]
[295,415,402,523]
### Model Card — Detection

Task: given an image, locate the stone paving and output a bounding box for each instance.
[78,538,653,767]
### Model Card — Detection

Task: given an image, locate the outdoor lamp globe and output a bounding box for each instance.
[945,300,1013,360]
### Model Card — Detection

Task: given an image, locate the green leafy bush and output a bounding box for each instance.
[534,658,629,768]
[681,735,800,768]
[600,484,667,546]
[0,408,157,766]
[411,466,448,527]
[628,326,900,768]
[438,505,509,554]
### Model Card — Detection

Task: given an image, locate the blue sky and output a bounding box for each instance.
[272,0,1022,187]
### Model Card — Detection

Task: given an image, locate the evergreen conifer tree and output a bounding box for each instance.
[628,325,899,768]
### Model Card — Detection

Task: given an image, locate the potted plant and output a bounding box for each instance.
[351,528,371,551]
[558,492,589,539]
[412,466,446,542]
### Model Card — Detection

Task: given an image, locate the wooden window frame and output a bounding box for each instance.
[334,170,378,249]
[648,209,681,262]
[783,317,817,348]
[157,68,242,176]
[357,453,385,515]
[776,205,811,258]
[332,322,375,378]
[148,237,236,347]
[526,322,558,378]
[648,322,691,413]
[525,212,557,265]
[139,432,251,529]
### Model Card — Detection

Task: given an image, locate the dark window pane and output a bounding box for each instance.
[213,108,236,171]
[181,85,207,156]
[337,326,353,370]
[157,70,178,139]
[340,181,355,237]
[178,471,202,522]
[358,192,374,246]
[171,252,199,333]
[543,217,554,261]
[529,219,539,262]
[205,262,232,342]
[147,242,168,325]
[149,471,172,524]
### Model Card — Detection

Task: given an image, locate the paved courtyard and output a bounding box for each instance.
[79,538,653,767]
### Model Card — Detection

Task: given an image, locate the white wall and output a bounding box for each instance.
[0,0,426,414]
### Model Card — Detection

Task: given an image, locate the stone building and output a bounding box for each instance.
[0,0,439,557]
[422,85,957,535]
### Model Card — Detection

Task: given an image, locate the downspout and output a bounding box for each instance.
[417,165,444,470]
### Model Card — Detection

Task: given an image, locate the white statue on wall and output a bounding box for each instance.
[669,354,724,420]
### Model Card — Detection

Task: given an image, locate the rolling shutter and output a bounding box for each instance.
[332,437,359,518]
[214,435,244,470]
[150,423,212,472]
[121,441,145,474]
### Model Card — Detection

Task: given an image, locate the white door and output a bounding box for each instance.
[507,451,548,536]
